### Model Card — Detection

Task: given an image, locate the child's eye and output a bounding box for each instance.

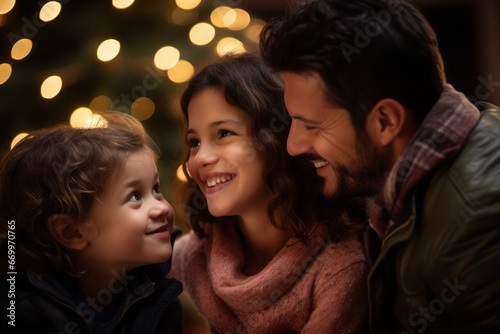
[219,129,234,138]
[153,184,162,196]
[128,193,141,202]
[188,138,200,148]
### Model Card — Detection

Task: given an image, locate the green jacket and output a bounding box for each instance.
[368,104,500,333]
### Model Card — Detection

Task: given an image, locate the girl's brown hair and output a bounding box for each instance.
[177,53,366,240]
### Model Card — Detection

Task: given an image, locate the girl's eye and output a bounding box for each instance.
[129,193,141,202]
[219,129,233,138]
[153,184,162,196]
[188,138,200,148]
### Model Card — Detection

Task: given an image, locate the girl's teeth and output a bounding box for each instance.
[206,175,233,188]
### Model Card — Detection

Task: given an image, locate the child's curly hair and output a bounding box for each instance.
[0,111,159,277]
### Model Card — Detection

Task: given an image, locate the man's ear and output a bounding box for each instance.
[48,214,89,250]
[366,98,407,146]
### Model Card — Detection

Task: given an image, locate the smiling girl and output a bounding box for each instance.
[171,53,369,333]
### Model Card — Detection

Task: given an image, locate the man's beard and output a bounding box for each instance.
[325,133,389,200]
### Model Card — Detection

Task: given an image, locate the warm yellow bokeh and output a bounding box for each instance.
[176,164,188,182]
[175,0,202,10]
[97,39,121,62]
[189,22,215,46]
[131,97,155,120]
[10,132,29,150]
[41,75,63,99]
[112,0,135,10]
[154,46,180,70]
[70,107,93,128]
[216,37,245,56]
[168,60,194,83]
[89,95,113,111]
[227,9,250,31]
[70,108,107,128]
[39,1,62,22]
[11,38,33,60]
[0,63,12,85]
[210,6,233,28]
[245,19,266,43]
[0,0,15,15]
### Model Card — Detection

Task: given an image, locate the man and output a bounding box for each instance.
[260,0,500,333]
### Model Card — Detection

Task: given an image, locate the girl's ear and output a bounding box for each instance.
[47,214,89,250]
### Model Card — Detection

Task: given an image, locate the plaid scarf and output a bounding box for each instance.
[369,84,480,239]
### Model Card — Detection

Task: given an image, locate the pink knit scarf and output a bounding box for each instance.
[369,84,480,239]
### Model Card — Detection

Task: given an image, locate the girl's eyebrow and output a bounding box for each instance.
[187,119,246,135]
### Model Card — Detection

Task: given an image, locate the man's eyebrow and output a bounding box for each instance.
[290,115,322,125]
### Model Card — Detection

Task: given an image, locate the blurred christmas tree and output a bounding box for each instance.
[0,0,275,200]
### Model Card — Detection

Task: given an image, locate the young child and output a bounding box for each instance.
[171,52,369,333]
[0,111,182,333]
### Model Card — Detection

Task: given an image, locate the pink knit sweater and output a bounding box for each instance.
[170,223,368,333]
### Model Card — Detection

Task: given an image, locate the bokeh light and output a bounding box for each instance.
[210,6,233,28]
[245,19,266,43]
[227,9,250,31]
[39,1,62,22]
[216,37,245,56]
[176,164,187,182]
[112,0,135,10]
[10,132,28,150]
[131,97,155,120]
[70,107,93,128]
[0,63,13,85]
[154,46,180,70]
[97,39,121,62]
[0,0,15,15]
[89,95,113,111]
[189,22,215,46]
[11,38,33,60]
[171,7,198,26]
[168,60,194,83]
[40,75,63,99]
[175,0,202,10]
[70,108,107,128]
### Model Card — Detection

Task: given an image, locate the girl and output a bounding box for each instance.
[171,53,369,333]
[0,111,182,333]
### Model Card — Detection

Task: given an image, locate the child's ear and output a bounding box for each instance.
[48,214,89,250]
